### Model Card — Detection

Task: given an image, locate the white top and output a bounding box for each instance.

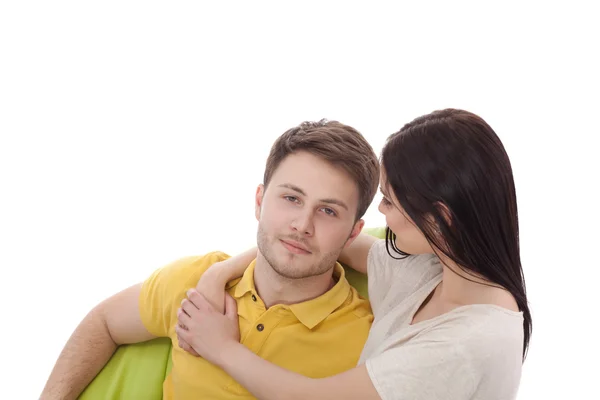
[358,240,524,400]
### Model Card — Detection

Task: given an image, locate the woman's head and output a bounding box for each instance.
[379,108,531,358]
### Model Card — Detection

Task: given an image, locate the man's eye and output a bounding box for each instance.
[321,208,337,217]
[284,196,299,203]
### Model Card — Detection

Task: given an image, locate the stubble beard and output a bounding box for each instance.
[256,224,342,280]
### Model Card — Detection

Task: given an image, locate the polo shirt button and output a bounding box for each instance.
[256,323,264,332]
[251,294,257,302]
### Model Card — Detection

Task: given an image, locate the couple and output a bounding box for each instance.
[42,109,531,400]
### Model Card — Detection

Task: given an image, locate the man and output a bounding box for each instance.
[41,119,380,400]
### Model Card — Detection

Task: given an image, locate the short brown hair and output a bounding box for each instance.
[263,119,379,220]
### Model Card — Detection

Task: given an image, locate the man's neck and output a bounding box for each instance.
[253,253,336,309]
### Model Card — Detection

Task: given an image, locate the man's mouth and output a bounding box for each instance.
[280,239,312,255]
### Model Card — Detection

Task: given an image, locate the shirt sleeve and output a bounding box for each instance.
[366,240,421,312]
[367,240,442,316]
[138,252,229,337]
[365,333,476,400]
[366,240,395,308]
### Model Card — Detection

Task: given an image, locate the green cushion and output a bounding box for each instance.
[80,227,385,399]
[79,337,171,400]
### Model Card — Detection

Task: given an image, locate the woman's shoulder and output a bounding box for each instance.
[369,239,441,273]
[367,241,442,314]
[432,305,524,357]
[432,304,523,332]
[367,240,442,303]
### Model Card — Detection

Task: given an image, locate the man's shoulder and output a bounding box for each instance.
[145,251,231,288]
[313,282,373,345]
[334,265,372,320]
[343,285,373,320]
[138,251,232,336]
[323,275,373,324]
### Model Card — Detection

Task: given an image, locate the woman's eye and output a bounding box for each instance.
[381,197,391,206]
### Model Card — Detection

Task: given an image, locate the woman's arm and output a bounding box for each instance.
[178,249,259,354]
[220,343,380,400]
[210,247,258,285]
[338,232,378,275]
[195,247,258,312]
[176,291,381,400]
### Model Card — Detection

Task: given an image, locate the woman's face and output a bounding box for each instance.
[377,170,435,255]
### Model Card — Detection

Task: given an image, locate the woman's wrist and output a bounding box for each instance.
[206,260,235,286]
[218,341,246,370]
[215,249,257,283]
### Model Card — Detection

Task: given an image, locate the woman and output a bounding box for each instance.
[176,109,532,399]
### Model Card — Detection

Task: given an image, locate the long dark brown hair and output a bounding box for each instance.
[381,109,532,359]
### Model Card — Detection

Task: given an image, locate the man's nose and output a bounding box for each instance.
[290,209,314,236]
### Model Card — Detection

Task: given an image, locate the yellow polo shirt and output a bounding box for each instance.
[139,251,373,400]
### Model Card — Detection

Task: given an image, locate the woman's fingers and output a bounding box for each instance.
[180,297,200,318]
[225,293,238,321]
[187,289,213,312]
[177,306,192,326]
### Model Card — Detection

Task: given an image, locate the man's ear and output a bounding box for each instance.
[344,218,365,248]
[255,184,265,221]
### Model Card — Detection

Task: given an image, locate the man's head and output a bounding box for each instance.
[255,119,379,280]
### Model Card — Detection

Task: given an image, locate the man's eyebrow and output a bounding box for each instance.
[278,184,349,211]
[278,184,306,196]
[319,198,349,211]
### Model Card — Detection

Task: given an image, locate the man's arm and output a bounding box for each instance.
[40,283,156,400]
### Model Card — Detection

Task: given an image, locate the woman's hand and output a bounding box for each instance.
[176,250,255,356]
[176,288,240,366]
[177,261,229,355]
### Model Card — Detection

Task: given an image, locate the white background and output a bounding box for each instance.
[1,1,598,399]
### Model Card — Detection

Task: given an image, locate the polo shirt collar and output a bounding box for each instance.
[229,260,351,330]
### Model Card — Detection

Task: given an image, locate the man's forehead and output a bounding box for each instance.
[268,152,359,201]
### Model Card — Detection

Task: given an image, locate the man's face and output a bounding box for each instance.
[256,151,364,279]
